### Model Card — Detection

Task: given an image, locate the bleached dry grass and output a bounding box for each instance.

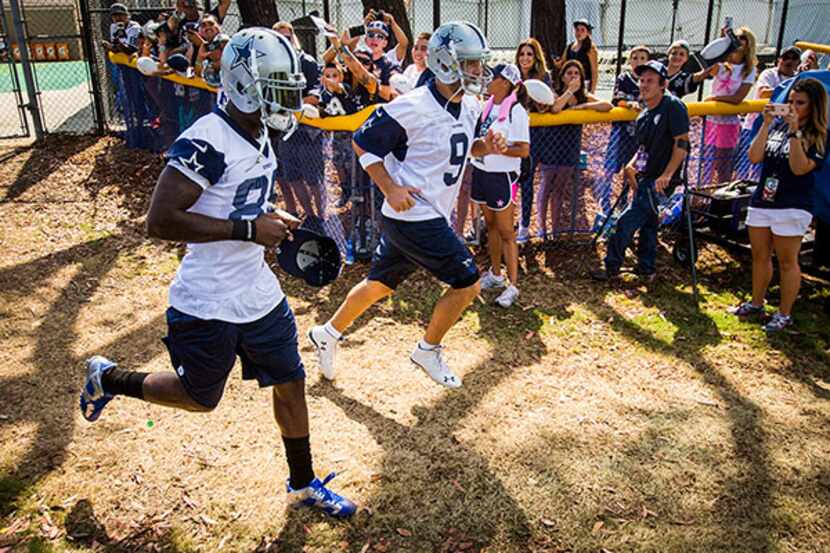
[1,136,829,553]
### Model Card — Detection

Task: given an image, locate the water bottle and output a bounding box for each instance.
[344,238,355,265]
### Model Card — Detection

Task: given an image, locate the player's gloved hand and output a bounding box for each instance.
[386,184,421,212]
[484,129,508,155]
[253,211,298,247]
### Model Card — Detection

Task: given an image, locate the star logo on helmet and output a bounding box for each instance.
[230,36,266,76]
[438,26,459,48]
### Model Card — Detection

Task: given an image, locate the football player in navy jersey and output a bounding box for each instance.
[80,28,356,518]
[309,22,507,389]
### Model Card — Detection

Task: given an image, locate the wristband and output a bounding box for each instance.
[359,151,383,169]
[231,219,256,241]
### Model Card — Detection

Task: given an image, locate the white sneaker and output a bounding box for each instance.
[308,325,340,380]
[495,285,519,308]
[410,344,462,389]
[479,270,506,290]
[516,226,530,244]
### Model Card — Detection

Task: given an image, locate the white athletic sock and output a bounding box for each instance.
[324,322,342,340]
[418,339,439,351]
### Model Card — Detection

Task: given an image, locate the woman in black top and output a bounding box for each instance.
[514,37,553,243]
[555,19,599,94]
[731,78,828,332]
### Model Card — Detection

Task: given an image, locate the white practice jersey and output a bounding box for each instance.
[354,82,481,222]
[165,107,283,323]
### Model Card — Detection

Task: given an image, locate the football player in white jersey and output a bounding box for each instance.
[80,28,356,518]
[309,22,507,389]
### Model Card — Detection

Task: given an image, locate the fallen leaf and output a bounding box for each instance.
[540,517,556,527]
[396,528,412,537]
[450,480,465,492]
[359,543,371,553]
[182,494,199,510]
[198,514,217,526]
[591,520,604,534]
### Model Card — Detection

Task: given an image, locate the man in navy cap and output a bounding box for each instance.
[592,60,690,283]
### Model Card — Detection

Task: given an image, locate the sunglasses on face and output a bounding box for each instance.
[367,32,386,40]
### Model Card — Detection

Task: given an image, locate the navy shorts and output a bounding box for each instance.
[471,166,518,211]
[368,215,480,290]
[162,298,305,409]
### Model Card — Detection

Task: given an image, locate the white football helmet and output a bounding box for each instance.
[427,21,492,95]
[220,28,306,132]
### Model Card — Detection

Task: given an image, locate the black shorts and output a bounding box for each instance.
[162,298,305,408]
[471,166,518,211]
[367,215,480,290]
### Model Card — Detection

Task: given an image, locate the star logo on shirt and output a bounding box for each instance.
[230,36,266,76]
[179,150,204,175]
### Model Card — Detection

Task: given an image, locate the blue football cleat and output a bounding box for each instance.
[286,472,356,519]
[80,356,117,422]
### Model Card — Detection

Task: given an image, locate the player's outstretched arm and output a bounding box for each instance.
[146,166,293,246]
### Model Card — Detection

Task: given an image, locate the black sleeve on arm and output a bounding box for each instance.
[669,98,690,138]
[352,106,408,161]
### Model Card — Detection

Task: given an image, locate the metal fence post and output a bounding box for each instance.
[614,0,627,79]
[433,0,440,30]
[697,0,716,101]
[322,0,330,23]
[78,0,105,135]
[775,0,790,57]
[670,0,679,44]
[8,0,44,140]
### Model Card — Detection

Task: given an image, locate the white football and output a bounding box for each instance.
[136,56,159,76]
[524,78,555,105]
[301,103,320,119]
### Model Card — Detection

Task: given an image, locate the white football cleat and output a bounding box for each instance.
[410,344,462,389]
[308,325,340,380]
[495,285,519,308]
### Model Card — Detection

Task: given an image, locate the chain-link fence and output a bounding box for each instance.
[108,53,769,257]
[0,0,99,138]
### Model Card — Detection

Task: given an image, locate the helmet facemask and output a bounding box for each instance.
[458,57,492,96]
[249,47,306,134]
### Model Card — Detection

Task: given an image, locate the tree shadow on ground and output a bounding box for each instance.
[0,135,100,202]
[581,285,775,553]
[273,283,551,553]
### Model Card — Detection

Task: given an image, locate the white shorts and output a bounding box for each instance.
[746,207,813,237]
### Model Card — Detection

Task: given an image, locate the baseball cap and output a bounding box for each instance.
[780,45,802,59]
[635,59,668,80]
[366,20,390,37]
[110,3,129,16]
[492,63,522,86]
[166,53,190,76]
[573,18,593,31]
[276,229,342,287]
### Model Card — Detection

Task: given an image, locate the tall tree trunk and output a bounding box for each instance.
[360,0,413,64]
[531,0,566,74]
[237,0,279,28]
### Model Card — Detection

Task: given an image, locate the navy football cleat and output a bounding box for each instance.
[286,472,356,519]
[80,356,117,422]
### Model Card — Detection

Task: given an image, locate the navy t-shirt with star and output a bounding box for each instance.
[316,84,358,117]
[636,93,689,181]
[750,120,826,213]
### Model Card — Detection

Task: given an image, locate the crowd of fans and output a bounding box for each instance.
[105,5,828,324]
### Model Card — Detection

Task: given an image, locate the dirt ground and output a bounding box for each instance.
[1,136,829,553]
